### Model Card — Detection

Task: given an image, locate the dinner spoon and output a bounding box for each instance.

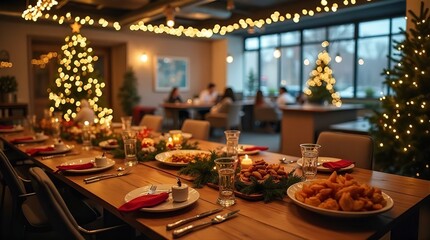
[279,158,297,164]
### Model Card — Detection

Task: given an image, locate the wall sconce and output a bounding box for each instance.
[165,5,175,27]
[226,54,234,63]
[335,53,342,63]
[273,48,281,59]
[140,53,148,62]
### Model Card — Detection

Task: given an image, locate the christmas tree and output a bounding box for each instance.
[48,22,113,124]
[370,3,430,180]
[304,50,342,106]
[118,68,141,116]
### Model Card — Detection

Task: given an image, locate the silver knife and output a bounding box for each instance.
[172,210,240,238]
[84,169,132,184]
[166,207,224,230]
[41,152,80,160]
[83,173,116,182]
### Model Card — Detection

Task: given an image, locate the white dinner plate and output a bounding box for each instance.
[59,157,115,173]
[12,135,49,143]
[38,145,74,155]
[155,150,211,166]
[297,157,355,172]
[99,140,119,149]
[222,145,260,155]
[124,184,199,212]
[287,181,394,218]
[0,126,24,133]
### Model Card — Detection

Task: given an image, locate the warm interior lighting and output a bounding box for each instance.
[164,5,175,27]
[140,53,148,62]
[227,0,235,11]
[226,54,234,63]
[358,58,365,65]
[335,53,342,63]
[273,48,281,58]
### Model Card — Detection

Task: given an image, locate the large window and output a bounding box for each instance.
[244,16,405,99]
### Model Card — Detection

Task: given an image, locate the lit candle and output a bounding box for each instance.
[166,137,174,149]
[241,154,253,170]
[169,130,183,146]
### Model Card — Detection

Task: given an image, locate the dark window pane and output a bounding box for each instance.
[303,27,326,43]
[280,46,301,97]
[261,34,279,48]
[359,19,390,37]
[281,31,300,45]
[245,37,259,50]
[260,48,279,95]
[392,16,406,34]
[328,40,355,98]
[329,24,354,40]
[357,36,389,98]
[244,51,259,96]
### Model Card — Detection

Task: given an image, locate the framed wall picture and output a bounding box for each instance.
[154,56,189,92]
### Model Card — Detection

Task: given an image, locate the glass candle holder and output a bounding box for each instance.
[169,130,183,149]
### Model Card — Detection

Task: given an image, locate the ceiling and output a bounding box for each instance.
[0,0,404,36]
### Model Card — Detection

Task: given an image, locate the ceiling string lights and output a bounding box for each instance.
[22,0,58,21]
[22,0,368,38]
[164,5,176,28]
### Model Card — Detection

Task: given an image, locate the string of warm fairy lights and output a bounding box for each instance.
[22,0,58,21]
[31,51,57,68]
[22,0,367,38]
[48,22,113,124]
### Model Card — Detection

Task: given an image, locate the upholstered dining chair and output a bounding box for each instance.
[28,167,130,240]
[316,131,374,170]
[0,149,50,236]
[181,119,210,140]
[253,106,281,131]
[205,103,243,131]
[139,114,163,132]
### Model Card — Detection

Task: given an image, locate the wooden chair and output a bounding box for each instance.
[28,167,130,240]
[253,106,281,131]
[205,103,243,131]
[316,131,374,170]
[139,114,163,132]
[181,119,210,140]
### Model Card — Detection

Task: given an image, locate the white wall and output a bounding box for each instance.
[0,19,236,120]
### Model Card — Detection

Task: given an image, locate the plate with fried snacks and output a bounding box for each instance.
[287,172,393,217]
[155,150,211,166]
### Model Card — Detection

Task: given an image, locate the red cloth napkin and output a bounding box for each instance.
[0,125,14,130]
[243,146,269,151]
[11,136,34,144]
[56,162,94,171]
[322,160,354,171]
[118,192,169,212]
[25,147,55,156]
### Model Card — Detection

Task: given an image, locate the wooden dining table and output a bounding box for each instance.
[1,132,430,240]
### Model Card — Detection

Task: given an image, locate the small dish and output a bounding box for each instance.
[38,145,73,155]
[60,157,115,173]
[297,157,355,172]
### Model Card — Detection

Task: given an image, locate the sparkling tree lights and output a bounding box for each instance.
[48,22,113,124]
[370,2,430,180]
[304,50,342,106]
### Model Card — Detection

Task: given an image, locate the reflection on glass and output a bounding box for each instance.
[260,34,279,48]
[359,19,389,37]
[329,23,354,40]
[302,44,323,88]
[280,46,300,97]
[329,40,355,97]
[357,36,389,98]
[244,51,258,96]
[303,27,326,43]
[260,48,279,95]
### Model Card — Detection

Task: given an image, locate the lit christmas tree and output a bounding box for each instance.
[370,3,430,180]
[304,50,342,106]
[48,22,113,124]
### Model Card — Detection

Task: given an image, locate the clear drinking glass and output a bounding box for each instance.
[300,143,321,180]
[122,130,138,168]
[81,121,92,150]
[214,157,236,207]
[121,116,132,131]
[224,130,240,161]
[51,113,62,141]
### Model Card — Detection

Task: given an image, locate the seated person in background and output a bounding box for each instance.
[276,86,296,107]
[255,90,275,107]
[209,87,235,114]
[197,83,218,118]
[74,99,95,124]
[166,87,189,122]
[199,83,218,104]
[254,90,281,132]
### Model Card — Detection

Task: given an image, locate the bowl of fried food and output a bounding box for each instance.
[238,159,288,184]
[287,171,394,217]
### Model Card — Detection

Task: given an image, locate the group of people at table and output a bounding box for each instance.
[165,82,298,125]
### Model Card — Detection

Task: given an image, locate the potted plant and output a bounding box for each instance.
[118,68,140,116]
[0,75,18,103]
